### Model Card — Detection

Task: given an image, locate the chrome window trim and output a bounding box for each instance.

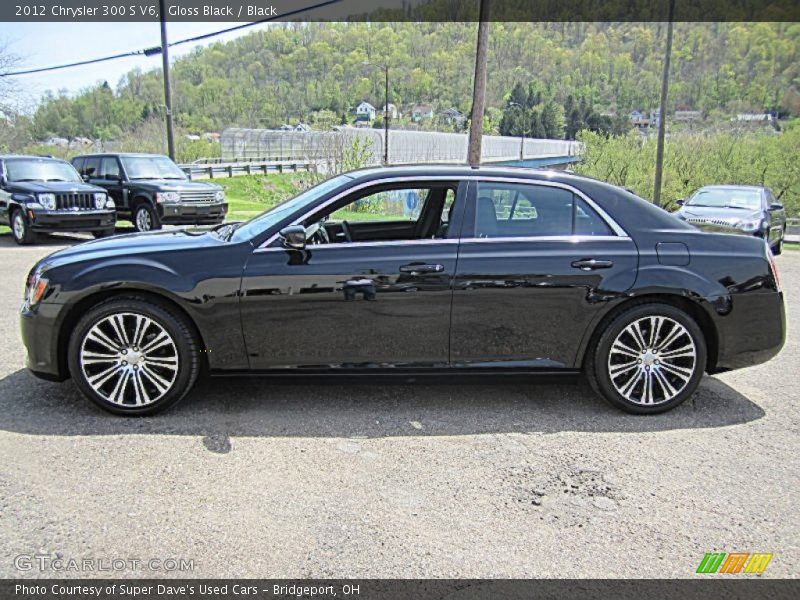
[256,238,460,252]
[255,175,630,251]
[460,235,630,244]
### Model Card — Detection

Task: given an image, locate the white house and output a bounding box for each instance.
[356,101,377,122]
[382,103,400,120]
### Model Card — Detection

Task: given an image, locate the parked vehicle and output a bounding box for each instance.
[72,153,227,232]
[21,166,785,416]
[0,155,116,245]
[674,185,787,255]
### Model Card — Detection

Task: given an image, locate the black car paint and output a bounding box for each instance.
[0,156,115,234]
[72,153,228,226]
[20,166,785,384]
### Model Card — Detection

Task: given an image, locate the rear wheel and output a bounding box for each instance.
[771,227,785,256]
[68,297,200,416]
[11,208,37,245]
[587,303,707,414]
[133,202,161,233]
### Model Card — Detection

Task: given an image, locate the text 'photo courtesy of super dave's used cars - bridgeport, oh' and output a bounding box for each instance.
[19,165,786,416]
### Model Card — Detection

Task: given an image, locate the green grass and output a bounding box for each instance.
[200,173,313,221]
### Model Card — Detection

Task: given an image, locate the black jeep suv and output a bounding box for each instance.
[72,153,228,232]
[0,155,116,245]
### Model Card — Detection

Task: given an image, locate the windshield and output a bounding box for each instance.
[120,156,186,180]
[687,188,762,210]
[231,174,353,242]
[4,158,82,183]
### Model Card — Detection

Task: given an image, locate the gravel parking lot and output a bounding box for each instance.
[0,232,797,579]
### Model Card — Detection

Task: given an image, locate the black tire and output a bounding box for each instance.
[772,228,784,256]
[10,208,37,245]
[133,201,161,233]
[586,303,707,414]
[92,228,115,239]
[67,296,200,416]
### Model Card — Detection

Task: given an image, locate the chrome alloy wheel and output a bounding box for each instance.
[12,211,26,239]
[607,315,697,406]
[135,207,152,232]
[79,312,179,406]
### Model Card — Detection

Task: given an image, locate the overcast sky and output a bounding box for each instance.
[1,22,272,105]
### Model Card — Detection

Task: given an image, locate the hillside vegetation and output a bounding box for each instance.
[28,22,800,140]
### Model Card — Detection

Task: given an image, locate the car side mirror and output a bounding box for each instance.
[770,203,783,211]
[280,225,306,250]
[81,174,91,182]
[675,198,685,206]
[0,174,6,187]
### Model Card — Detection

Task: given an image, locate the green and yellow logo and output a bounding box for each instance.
[696,552,773,574]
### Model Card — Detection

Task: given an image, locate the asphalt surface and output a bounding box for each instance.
[0,232,797,579]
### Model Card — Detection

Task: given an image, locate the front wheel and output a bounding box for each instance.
[587,304,707,414]
[68,297,200,415]
[771,228,785,256]
[11,208,37,245]
[133,203,161,233]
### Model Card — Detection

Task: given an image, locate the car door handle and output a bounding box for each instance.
[399,263,445,275]
[571,258,614,271]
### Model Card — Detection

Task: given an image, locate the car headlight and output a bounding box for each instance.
[215,190,225,202]
[156,191,181,203]
[738,218,763,232]
[93,192,107,209]
[25,267,49,307]
[105,198,116,209]
[38,193,56,210]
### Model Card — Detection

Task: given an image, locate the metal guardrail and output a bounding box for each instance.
[178,158,311,179]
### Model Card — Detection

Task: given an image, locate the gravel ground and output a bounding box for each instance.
[0,232,797,579]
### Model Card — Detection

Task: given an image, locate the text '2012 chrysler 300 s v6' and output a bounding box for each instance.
[20,166,786,416]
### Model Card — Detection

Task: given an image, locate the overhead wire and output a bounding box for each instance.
[0,0,344,77]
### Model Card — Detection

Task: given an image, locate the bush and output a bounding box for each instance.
[576,125,800,215]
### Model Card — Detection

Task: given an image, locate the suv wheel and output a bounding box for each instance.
[772,228,784,256]
[587,303,707,414]
[133,202,161,233]
[68,297,200,415]
[11,208,37,245]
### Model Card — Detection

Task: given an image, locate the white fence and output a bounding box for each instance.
[221,127,580,166]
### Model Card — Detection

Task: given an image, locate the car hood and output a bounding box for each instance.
[130,179,222,191]
[41,228,222,269]
[7,181,104,194]
[677,205,762,222]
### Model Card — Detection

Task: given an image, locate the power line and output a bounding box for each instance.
[0,0,343,78]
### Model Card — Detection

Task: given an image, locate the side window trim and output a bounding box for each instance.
[461,179,627,241]
[255,175,628,251]
[254,175,474,252]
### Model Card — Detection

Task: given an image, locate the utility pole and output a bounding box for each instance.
[467,0,490,166]
[384,65,390,164]
[159,0,175,160]
[653,0,675,207]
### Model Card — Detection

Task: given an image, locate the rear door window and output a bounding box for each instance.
[472,181,613,238]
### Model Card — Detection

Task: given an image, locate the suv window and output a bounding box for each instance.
[80,157,101,178]
[473,182,613,238]
[100,157,121,179]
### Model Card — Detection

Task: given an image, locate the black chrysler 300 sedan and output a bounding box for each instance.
[20,166,785,416]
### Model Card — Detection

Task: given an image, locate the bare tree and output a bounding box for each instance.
[0,41,21,113]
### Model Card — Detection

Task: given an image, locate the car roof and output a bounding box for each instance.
[345,163,597,186]
[72,153,168,158]
[0,154,69,162]
[696,184,765,192]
